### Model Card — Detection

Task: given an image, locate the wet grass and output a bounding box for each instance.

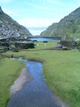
[0,58,25,107]
[3,41,80,107]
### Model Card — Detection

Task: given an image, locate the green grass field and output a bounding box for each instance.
[0,58,25,107]
[2,41,80,107]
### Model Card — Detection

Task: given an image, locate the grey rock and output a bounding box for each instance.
[0,7,32,38]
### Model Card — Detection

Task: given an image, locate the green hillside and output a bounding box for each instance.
[40,7,80,38]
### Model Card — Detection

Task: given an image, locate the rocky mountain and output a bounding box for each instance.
[0,7,32,39]
[40,7,80,38]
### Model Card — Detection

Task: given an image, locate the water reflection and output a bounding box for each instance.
[27,37,61,41]
[7,60,63,107]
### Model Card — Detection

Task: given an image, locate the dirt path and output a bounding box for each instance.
[10,68,30,96]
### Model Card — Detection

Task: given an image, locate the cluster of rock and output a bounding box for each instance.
[0,37,34,52]
[55,35,80,50]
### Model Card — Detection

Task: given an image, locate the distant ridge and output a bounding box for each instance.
[40,7,80,38]
[0,7,32,38]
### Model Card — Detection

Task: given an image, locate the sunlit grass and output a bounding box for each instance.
[3,41,80,107]
[0,58,25,107]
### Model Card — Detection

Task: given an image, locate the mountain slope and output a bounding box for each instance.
[40,7,80,38]
[0,7,32,38]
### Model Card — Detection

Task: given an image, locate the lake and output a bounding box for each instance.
[27,37,61,41]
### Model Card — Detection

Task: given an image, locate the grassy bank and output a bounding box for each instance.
[3,41,80,107]
[0,58,25,107]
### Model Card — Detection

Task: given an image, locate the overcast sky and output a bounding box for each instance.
[0,0,80,35]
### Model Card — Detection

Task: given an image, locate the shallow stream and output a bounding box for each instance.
[7,59,65,107]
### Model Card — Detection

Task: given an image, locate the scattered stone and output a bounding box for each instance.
[43,41,48,43]
[62,46,68,50]
[11,54,13,58]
